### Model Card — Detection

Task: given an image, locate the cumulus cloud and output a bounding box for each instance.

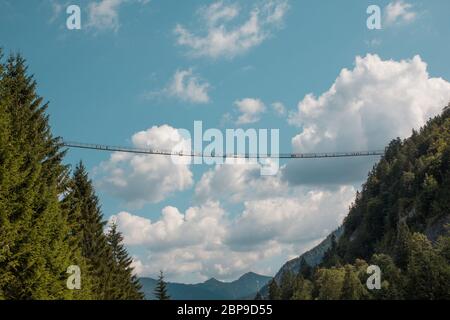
[384,1,417,26]
[195,161,288,203]
[110,201,227,249]
[87,0,149,32]
[166,69,210,104]
[286,54,450,185]
[234,98,266,124]
[95,125,193,208]
[111,186,355,282]
[174,0,289,59]
[226,186,355,250]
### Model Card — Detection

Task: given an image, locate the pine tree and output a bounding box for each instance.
[64,162,114,299]
[405,233,450,299]
[0,50,12,299]
[315,267,345,300]
[341,265,365,300]
[280,270,295,300]
[106,222,144,300]
[292,274,313,300]
[370,254,405,299]
[154,271,170,300]
[322,234,341,268]
[0,54,76,299]
[394,221,411,270]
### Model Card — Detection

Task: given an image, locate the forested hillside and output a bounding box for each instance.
[0,53,143,299]
[266,105,450,300]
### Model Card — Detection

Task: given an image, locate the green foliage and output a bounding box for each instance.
[64,162,144,300]
[0,53,143,300]
[279,270,295,300]
[314,267,345,300]
[268,106,450,300]
[106,223,144,300]
[0,54,74,299]
[370,254,405,299]
[335,106,450,263]
[291,275,313,300]
[341,265,367,300]
[63,162,114,299]
[154,271,170,300]
[405,233,450,299]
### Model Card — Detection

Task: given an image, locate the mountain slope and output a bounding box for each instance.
[334,105,450,264]
[140,272,271,300]
[258,227,343,298]
[263,104,450,299]
[274,227,344,280]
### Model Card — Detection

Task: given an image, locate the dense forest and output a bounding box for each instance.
[267,105,450,300]
[0,52,143,299]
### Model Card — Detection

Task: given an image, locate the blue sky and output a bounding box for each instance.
[1,0,450,283]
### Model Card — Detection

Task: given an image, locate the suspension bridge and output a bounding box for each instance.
[61,141,385,159]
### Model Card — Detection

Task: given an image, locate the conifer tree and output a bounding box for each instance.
[394,221,411,270]
[406,233,450,299]
[0,54,76,299]
[292,274,313,300]
[0,50,11,299]
[154,271,170,300]
[370,254,405,299]
[315,267,345,300]
[106,222,144,300]
[64,162,114,299]
[341,265,365,300]
[280,270,295,300]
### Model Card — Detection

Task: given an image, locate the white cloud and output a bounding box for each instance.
[271,101,286,116]
[289,54,450,152]
[95,125,193,208]
[174,0,289,59]
[286,54,450,185]
[384,1,417,26]
[87,0,123,32]
[195,160,287,203]
[201,1,239,27]
[111,186,355,282]
[110,201,227,249]
[226,186,355,250]
[165,69,211,104]
[86,0,150,32]
[234,98,266,124]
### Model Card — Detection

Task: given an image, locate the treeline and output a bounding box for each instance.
[0,52,143,299]
[268,229,450,300]
[268,105,450,300]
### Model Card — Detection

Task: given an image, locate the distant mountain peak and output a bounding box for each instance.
[140,271,272,300]
[204,277,221,284]
[237,271,264,281]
